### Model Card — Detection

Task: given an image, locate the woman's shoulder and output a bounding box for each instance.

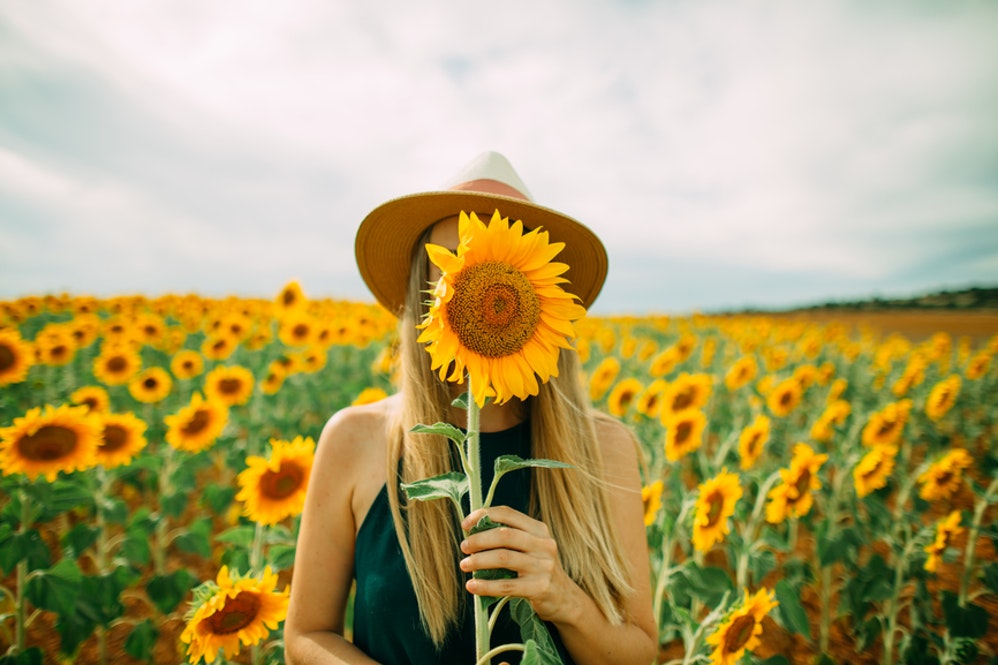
[314,393,402,472]
[591,411,642,475]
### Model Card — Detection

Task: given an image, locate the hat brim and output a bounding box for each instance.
[355,190,608,315]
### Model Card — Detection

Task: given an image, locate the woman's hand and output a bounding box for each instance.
[459,505,579,624]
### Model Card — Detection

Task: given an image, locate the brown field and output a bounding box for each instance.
[761,308,998,343]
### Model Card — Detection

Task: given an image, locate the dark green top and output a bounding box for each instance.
[352,419,574,665]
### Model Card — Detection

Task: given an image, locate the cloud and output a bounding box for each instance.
[1,0,996,312]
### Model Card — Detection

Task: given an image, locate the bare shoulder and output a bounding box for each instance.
[313,393,402,492]
[592,412,642,483]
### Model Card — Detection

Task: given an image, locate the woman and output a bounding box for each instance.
[284,152,657,665]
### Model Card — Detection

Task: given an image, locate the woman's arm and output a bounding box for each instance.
[284,407,385,665]
[460,418,659,665]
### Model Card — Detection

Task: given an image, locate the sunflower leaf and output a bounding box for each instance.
[401,472,469,506]
[124,618,159,662]
[494,455,572,476]
[146,569,197,615]
[451,393,470,410]
[410,422,467,445]
[775,579,811,638]
[25,559,82,618]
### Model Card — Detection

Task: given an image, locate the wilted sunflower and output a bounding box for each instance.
[917,448,973,501]
[766,377,803,418]
[706,587,779,665]
[607,378,643,418]
[692,469,742,553]
[924,510,963,573]
[70,386,111,414]
[93,343,142,386]
[853,444,898,498]
[861,400,912,447]
[925,375,961,421]
[128,367,173,404]
[636,379,668,420]
[204,365,255,407]
[181,565,289,664]
[0,404,100,482]
[765,443,828,524]
[659,373,712,423]
[352,387,389,406]
[663,409,707,462]
[0,328,33,386]
[588,357,621,402]
[417,210,588,407]
[738,415,771,471]
[724,356,758,391]
[641,480,664,527]
[165,393,229,454]
[236,436,315,525]
[96,412,148,469]
[171,350,205,380]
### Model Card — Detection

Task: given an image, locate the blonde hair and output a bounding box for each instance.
[385,230,633,645]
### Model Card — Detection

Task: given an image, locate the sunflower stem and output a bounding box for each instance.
[958,476,998,607]
[250,520,266,577]
[95,466,111,665]
[464,375,491,664]
[14,485,29,654]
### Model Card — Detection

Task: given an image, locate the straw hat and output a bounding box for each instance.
[355,151,608,315]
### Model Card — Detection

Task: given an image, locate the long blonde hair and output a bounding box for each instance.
[385,230,633,645]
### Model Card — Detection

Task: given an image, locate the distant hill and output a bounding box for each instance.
[734,286,998,315]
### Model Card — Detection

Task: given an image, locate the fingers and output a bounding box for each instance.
[462,505,550,539]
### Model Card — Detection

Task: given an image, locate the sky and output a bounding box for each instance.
[1,0,997,315]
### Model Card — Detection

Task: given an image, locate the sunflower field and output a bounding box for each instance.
[0,285,996,665]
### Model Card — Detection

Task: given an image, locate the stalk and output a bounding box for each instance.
[464,375,490,663]
[14,486,29,654]
[958,476,998,607]
[153,445,177,575]
[735,470,781,589]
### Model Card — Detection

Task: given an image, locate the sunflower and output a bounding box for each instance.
[0,328,33,386]
[827,378,848,402]
[924,510,963,573]
[417,211,588,407]
[607,378,643,418]
[917,448,973,501]
[70,386,111,413]
[810,399,851,443]
[636,379,668,419]
[260,364,287,396]
[34,327,76,366]
[0,404,100,482]
[765,443,828,524]
[663,409,707,462]
[134,313,167,348]
[201,334,238,362]
[861,400,912,447]
[965,351,991,380]
[892,355,926,397]
[352,387,389,406]
[724,356,758,391]
[588,357,621,402]
[692,469,742,553]
[278,310,318,348]
[659,373,713,422]
[181,565,289,664]
[93,343,142,387]
[301,348,327,374]
[165,393,229,454]
[128,367,173,404]
[738,415,770,470]
[275,279,307,312]
[236,436,315,525]
[766,377,802,418]
[853,444,898,498]
[641,480,664,527]
[204,365,255,407]
[171,350,205,380]
[925,375,961,421]
[706,587,779,665]
[648,346,682,378]
[96,412,148,469]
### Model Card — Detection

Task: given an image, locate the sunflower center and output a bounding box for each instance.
[182,409,211,436]
[219,378,243,395]
[18,425,77,461]
[101,424,128,453]
[206,591,261,635]
[779,390,793,407]
[934,470,954,487]
[143,377,159,390]
[292,324,309,340]
[107,356,127,373]
[672,388,695,411]
[675,421,693,444]
[445,261,541,358]
[704,490,725,528]
[792,470,812,500]
[0,345,15,371]
[745,433,762,456]
[723,614,757,652]
[261,461,305,500]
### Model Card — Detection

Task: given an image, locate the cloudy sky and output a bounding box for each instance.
[2,0,996,314]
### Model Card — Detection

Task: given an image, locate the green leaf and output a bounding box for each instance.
[494,455,572,476]
[216,525,256,548]
[62,522,100,558]
[124,618,159,663]
[55,608,98,656]
[269,544,298,571]
[173,518,212,558]
[410,422,467,445]
[941,590,988,639]
[25,559,82,617]
[451,393,470,410]
[759,657,790,665]
[818,526,861,566]
[511,597,562,661]
[982,562,998,596]
[680,563,734,608]
[401,472,469,505]
[99,496,129,525]
[161,492,188,519]
[120,530,151,567]
[146,569,197,615]
[0,646,43,665]
[521,637,565,665]
[201,485,236,515]
[775,579,811,638]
